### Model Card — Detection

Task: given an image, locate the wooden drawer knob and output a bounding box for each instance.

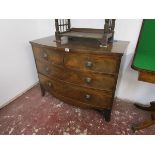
[85,94,91,100]
[43,52,48,59]
[85,61,93,68]
[65,48,70,52]
[45,67,49,72]
[48,82,52,87]
[85,77,92,83]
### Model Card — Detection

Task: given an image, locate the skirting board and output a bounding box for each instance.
[0,81,39,109]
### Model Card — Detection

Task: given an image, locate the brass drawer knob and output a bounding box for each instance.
[43,52,48,58]
[45,67,49,72]
[85,77,92,83]
[48,82,52,87]
[65,48,70,52]
[85,94,91,100]
[85,61,93,68]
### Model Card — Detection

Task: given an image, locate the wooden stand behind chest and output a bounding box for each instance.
[30,36,128,122]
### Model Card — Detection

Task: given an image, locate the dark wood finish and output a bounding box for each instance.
[55,19,116,47]
[36,60,116,91]
[40,84,45,96]
[61,31,105,39]
[55,19,71,41]
[30,36,128,55]
[39,74,112,109]
[132,114,155,132]
[104,109,112,122]
[32,46,63,66]
[30,36,128,122]
[132,102,155,131]
[71,28,106,33]
[138,71,155,84]
[131,79,155,132]
[134,102,155,111]
[64,53,120,74]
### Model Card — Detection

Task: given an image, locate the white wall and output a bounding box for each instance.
[71,19,105,29]
[0,19,53,107]
[0,19,154,107]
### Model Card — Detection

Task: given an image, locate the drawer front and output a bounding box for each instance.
[64,53,120,74]
[37,61,116,91]
[39,74,113,108]
[32,46,63,65]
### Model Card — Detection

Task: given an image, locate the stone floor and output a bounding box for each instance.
[0,85,155,135]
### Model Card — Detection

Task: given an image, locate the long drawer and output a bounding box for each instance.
[64,53,120,74]
[37,60,116,91]
[32,46,63,66]
[39,74,113,108]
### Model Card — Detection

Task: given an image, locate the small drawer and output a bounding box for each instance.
[64,53,120,74]
[32,46,63,66]
[37,61,116,91]
[39,74,113,108]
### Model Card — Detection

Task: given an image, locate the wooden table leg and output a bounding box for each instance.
[132,115,155,132]
[134,101,155,111]
[104,109,111,122]
[96,109,111,122]
[132,102,155,132]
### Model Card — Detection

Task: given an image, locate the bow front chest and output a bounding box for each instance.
[30,36,128,122]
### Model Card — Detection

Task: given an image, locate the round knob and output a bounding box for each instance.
[85,94,91,100]
[85,61,93,68]
[43,52,48,58]
[48,82,52,87]
[65,48,70,52]
[85,77,92,83]
[45,67,49,72]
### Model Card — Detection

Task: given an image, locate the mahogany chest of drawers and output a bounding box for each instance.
[30,36,128,122]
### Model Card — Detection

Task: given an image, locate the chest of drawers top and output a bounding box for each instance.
[30,36,128,56]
